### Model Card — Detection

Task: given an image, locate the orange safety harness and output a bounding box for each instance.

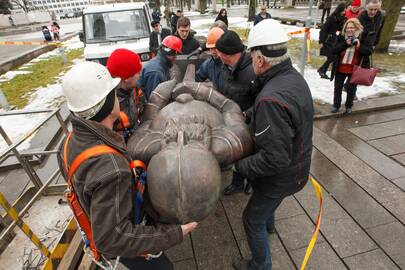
[63,132,147,262]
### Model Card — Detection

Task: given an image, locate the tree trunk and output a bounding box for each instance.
[226,0,230,8]
[199,0,207,13]
[375,0,405,52]
[164,0,171,27]
[248,0,255,21]
[187,0,191,10]
[292,0,297,6]
[212,0,217,12]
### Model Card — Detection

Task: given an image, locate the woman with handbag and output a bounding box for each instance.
[330,18,373,114]
[318,3,346,80]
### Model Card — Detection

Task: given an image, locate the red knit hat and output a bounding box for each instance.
[351,0,361,7]
[107,49,142,80]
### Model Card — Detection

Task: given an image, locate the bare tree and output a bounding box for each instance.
[376,0,405,52]
[248,0,255,21]
[199,0,207,13]
[10,0,31,12]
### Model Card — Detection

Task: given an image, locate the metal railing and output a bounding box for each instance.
[0,108,69,250]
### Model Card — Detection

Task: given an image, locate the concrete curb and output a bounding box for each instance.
[314,94,405,120]
[0,31,79,75]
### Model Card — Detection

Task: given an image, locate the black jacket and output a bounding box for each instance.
[331,31,373,79]
[219,52,256,112]
[319,13,345,57]
[170,14,179,33]
[115,87,145,131]
[358,10,385,46]
[215,14,228,26]
[149,28,171,53]
[174,32,200,55]
[236,59,314,198]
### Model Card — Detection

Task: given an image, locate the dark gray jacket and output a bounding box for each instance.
[58,116,183,259]
[236,59,314,198]
[219,52,256,112]
[358,10,385,46]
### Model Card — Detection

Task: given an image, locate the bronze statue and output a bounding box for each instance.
[127,79,253,223]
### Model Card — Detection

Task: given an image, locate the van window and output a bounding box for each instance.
[84,9,149,43]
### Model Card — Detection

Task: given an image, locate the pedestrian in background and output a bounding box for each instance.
[51,21,60,41]
[174,17,200,55]
[345,0,362,19]
[149,21,171,56]
[330,18,372,114]
[215,8,229,27]
[319,0,332,23]
[152,8,161,22]
[358,0,385,48]
[254,5,271,25]
[42,26,53,42]
[170,10,182,34]
[318,3,346,80]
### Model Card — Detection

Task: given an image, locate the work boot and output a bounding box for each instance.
[232,258,252,270]
[223,183,244,196]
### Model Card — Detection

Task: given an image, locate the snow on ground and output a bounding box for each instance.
[0,36,83,153]
[0,70,31,82]
[0,195,72,270]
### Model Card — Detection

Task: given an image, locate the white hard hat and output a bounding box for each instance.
[62,61,120,113]
[247,19,290,50]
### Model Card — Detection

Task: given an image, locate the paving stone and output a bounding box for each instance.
[276,214,325,251]
[392,153,405,166]
[290,242,347,270]
[343,249,399,270]
[348,119,405,141]
[294,184,377,258]
[192,206,237,258]
[220,193,249,240]
[382,196,405,225]
[392,177,405,191]
[174,259,197,270]
[238,235,296,270]
[310,149,396,229]
[367,222,405,269]
[195,242,240,270]
[275,195,303,221]
[313,128,405,205]
[166,235,193,263]
[368,134,405,156]
[316,120,405,180]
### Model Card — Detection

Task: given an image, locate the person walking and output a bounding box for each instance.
[254,5,271,26]
[319,0,333,23]
[51,21,60,41]
[138,35,182,100]
[58,61,198,270]
[358,0,385,48]
[330,18,373,114]
[232,19,313,270]
[215,8,228,27]
[318,3,346,79]
[42,26,53,42]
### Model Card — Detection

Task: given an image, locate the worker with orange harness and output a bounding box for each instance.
[58,61,198,270]
[107,48,145,141]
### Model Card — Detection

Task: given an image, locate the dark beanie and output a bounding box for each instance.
[90,89,116,122]
[216,30,244,55]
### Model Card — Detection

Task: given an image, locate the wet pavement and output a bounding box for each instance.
[162,106,405,270]
[1,105,405,269]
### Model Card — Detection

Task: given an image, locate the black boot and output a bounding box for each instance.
[223,183,244,195]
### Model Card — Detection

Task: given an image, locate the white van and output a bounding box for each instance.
[80,2,153,65]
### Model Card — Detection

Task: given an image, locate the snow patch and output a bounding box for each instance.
[0,70,31,82]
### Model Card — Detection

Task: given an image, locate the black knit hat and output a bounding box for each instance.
[90,89,116,122]
[216,30,244,55]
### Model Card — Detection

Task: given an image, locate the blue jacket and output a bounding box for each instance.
[254,12,271,25]
[195,56,223,90]
[137,52,171,100]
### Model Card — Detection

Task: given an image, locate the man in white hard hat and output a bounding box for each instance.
[58,61,197,270]
[232,19,314,270]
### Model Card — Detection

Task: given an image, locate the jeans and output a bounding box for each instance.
[334,72,357,109]
[120,253,173,270]
[243,191,284,270]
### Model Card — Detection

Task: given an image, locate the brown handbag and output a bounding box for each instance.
[349,57,379,86]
